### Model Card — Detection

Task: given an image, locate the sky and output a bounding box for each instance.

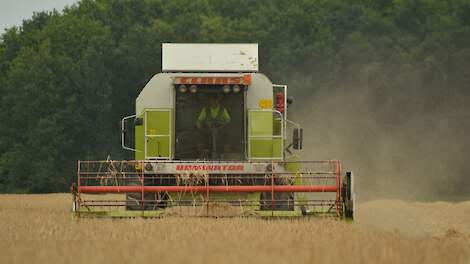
[0,0,78,32]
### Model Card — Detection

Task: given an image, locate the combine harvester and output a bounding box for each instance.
[72,43,355,218]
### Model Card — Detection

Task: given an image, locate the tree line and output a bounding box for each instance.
[0,0,469,198]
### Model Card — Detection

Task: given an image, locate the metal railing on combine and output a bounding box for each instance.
[73,160,344,217]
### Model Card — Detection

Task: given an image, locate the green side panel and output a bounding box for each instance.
[272,138,282,156]
[250,140,274,158]
[273,117,282,136]
[146,137,170,157]
[135,115,145,160]
[145,110,171,158]
[249,111,282,159]
[249,111,273,136]
[249,139,282,158]
[146,111,170,135]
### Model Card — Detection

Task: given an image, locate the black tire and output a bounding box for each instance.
[260,192,294,211]
[343,171,354,219]
[345,208,354,218]
[126,191,169,210]
[125,171,170,211]
[259,165,295,211]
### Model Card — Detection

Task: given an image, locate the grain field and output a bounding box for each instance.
[1,194,469,264]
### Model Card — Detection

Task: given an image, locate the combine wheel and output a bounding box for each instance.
[125,166,143,210]
[125,169,169,210]
[260,192,295,211]
[343,171,355,219]
[126,192,169,210]
[260,165,295,211]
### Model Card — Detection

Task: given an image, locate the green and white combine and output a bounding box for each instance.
[73,43,355,219]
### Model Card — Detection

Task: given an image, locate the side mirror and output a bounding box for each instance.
[293,128,303,150]
[134,117,143,126]
[287,96,294,105]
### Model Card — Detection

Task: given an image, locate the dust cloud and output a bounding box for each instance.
[289,75,470,202]
[287,76,470,237]
[356,199,470,236]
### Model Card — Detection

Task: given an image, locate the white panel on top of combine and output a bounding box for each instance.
[162,43,258,72]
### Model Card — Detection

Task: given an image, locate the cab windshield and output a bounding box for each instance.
[174,85,245,160]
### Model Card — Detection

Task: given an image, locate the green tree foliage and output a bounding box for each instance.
[0,0,469,197]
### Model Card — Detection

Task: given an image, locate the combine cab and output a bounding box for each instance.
[72,43,355,218]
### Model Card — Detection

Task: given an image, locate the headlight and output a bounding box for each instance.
[223,84,230,93]
[232,85,241,93]
[179,85,187,93]
[189,85,197,93]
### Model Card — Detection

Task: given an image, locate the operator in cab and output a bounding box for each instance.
[196,94,231,159]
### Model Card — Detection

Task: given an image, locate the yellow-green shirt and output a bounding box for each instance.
[197,106,231,123]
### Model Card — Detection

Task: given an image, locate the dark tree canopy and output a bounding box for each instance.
[1,0,469,199]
